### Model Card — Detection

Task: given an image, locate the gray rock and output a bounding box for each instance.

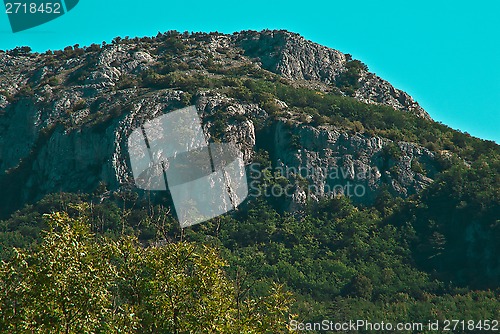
[235,30,430,119]
[0,30,440,215]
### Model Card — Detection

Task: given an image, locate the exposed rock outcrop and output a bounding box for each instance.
[0,30,437,217]
[235,30,429,119]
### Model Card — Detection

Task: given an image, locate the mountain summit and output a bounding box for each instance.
[0,29,495,218]
[235,30,429,118]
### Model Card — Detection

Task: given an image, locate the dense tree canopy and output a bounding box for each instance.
[0,209,294,333]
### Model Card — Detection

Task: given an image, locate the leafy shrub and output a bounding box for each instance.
[335,59,368,94]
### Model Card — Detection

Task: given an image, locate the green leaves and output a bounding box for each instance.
[1,211,117,333]
[0,211,294,333]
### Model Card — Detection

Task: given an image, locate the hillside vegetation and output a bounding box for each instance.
[0,30,499,332]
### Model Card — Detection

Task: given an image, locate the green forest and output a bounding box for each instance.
[1,148,498,332]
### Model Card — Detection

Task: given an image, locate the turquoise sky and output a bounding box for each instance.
[1,0,498,143]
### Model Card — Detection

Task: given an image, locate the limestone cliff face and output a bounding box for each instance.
[0,30,437,216]
[236,31,347,84]
[235,30,429,119]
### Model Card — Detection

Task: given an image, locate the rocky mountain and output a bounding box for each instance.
[235,31,429,118]
[0,30,468,217]
[1,30,499,331]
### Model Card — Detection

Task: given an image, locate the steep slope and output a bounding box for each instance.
[0,30,490,218]
[1,31,499,330]
[235,30,429,118]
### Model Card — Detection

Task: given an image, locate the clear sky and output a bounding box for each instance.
[1,0,498,143]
